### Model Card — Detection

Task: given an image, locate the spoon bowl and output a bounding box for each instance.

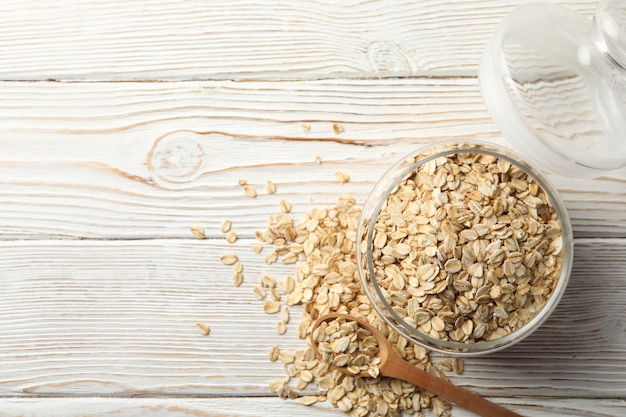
[310,313,524,417]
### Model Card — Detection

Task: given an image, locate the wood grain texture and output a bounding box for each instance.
[0,0,597,81]
[0,238,624,403]
[2,1,625,416]
[1,79,625,240]
[1,397,625,417]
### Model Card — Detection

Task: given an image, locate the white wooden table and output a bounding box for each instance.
[1,1,625,416]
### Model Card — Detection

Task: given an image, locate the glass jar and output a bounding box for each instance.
[355,0,625,355]
[356,141,574,355]
[480,0,626,178]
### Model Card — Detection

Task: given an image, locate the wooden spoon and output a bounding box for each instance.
[310,313,524,417]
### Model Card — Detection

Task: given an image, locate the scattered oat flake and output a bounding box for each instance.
[334,170,350,183]
[252,244,263,253]
[270,288,281,302]
[332,123,344,134]
[189,226,205,239]
[300,396,318,406]
[314,155,322,165]
[220,219,232,233]
[260,274,276,288]
[252,286,266,300]
[238,179,247,186]
[269,345,280,362]
[263,300,281,314]
[226,231,238,243]
[301,123,311,133]
[195,322,211,336]
[279,199,292,213]
[278,276,295,294]
[220,253,238,265]
[244,184,257,198]
[266,180,277,194]
[233,271,243,287]
[276,321,287,335]
[264,251,278,265]
[254,230,267,243]
[280,307,290,324]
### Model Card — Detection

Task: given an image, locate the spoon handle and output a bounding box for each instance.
[384,356,524,417]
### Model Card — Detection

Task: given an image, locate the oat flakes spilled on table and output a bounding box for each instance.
[254,194,453,417]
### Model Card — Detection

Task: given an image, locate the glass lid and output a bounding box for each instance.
[480,0,626,178]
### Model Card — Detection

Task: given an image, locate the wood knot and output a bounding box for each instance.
[148,131,204,183]
[367,41,413,74]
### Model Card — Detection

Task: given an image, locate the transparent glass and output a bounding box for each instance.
[480,0,626,178]
[356,141,574,356]
[596,0,626,68]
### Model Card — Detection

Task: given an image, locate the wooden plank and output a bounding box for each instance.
[1,79,624,240]
[0,397,625,417]
[0,0,596,80]
[0,238,624,400]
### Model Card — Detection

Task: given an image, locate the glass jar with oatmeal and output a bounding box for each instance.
[357,141,573,355]
[357,0,624,355]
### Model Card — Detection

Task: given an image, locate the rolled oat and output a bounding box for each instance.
[189,226,205,239]
[195,322,211,336]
